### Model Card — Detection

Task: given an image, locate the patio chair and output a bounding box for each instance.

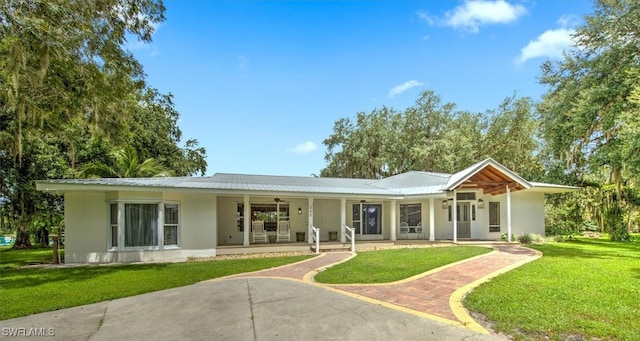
[400,222,409,240]
[252,220,268,243]
[415,222,424,239]
[276,221,291,242]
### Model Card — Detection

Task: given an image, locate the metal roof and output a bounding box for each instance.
[36,160,578,197]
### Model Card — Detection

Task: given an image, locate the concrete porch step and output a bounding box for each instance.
[310,244,352,252]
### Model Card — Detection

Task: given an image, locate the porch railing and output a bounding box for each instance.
[343,224,355,252]
[311,225,320,254]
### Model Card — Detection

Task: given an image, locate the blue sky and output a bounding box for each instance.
[128,0,594,177]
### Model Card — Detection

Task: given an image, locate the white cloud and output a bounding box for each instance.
[516,28,575,64]
[292,141,317,154]
[416,10,436,26]
[420,0,526,33]
[388,80,424,98]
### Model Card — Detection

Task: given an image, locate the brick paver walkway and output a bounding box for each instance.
[227,244,538,328]
[330,244,537,321]
[232,251,354,280]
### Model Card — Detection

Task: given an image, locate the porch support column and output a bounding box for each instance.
[340,198,346,243]
[429,198,435,241]
[243,195,250,246]
[453,190,458,243]
[507,186,512,243]
[307,197,314,244]
[390,200,397,241]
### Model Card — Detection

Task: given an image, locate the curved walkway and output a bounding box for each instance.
[225,243,540,334]
[0,244,539,340]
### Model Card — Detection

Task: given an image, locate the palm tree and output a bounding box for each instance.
[79,146,173,178]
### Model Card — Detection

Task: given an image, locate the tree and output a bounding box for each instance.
[0,1,209,248]
[79,146,172,178]
[482,95,543,180]
[538,0,640,240]
[321,90,543,179]
[126,88,207,176]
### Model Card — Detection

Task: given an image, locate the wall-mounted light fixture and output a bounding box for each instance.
[442,200,448,209]
[298,207,302,215]
[477,199,484,209]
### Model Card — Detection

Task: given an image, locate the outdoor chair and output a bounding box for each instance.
[415,222,424,239]
[276,221,291,242]
[252,220,268,243]
[400,222,409,240]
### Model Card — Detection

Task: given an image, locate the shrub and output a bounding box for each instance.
[500,233,516,242]
[553,235,565,242]
[517,233,533,244]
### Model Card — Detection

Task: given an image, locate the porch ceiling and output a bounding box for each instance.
[453,165,527,195]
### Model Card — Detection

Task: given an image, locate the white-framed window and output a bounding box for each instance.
[400,203,421,226]
[163,204,179,246]
[108,202,180,250]
[109,204,119,248]
[489,202,500,232]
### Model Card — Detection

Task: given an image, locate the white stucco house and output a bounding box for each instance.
[36,158,577,263]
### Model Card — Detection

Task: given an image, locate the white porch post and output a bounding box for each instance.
[429,198,435,241]
[453,190,458,243]
[340,198,346,243]
[507,186,512,243]
[307,197,314,244]
[390,200,397,241]
[243,195,250,246]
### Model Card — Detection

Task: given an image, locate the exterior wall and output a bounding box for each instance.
[65,191,216,263]
[434,199,453,240]
[431,190,546,240]
[180,193,217,250]
[509,191,545,236]
[312,199,341,241]
[64,192,108,263]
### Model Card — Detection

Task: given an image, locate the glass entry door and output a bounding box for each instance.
[353,204,382,235]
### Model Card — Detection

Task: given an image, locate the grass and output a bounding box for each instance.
[314,246,491,284]
[464,237,640,340]
[0,247,312,321]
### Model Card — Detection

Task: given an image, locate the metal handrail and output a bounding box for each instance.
[311,225,320,254]
[343,224,355,252]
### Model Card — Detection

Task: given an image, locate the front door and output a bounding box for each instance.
[457,202,471,238]
[353,204,382,235]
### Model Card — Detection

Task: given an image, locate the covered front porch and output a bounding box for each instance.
[214,193,521,249]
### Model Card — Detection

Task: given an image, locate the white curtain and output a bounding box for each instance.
[125,204,158,247]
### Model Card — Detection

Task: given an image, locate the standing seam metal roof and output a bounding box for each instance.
[36,159,578,196]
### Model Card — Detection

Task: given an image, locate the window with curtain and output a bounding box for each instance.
[164,204,179,246]
[125,204,159,247]
[400,204,421,226]
[489,202,501,232]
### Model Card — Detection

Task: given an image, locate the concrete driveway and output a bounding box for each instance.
[1,277,505,340]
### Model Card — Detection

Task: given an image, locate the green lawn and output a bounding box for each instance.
[464,238,640,340]
[314,246,491,284]
[0,248,312,321]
